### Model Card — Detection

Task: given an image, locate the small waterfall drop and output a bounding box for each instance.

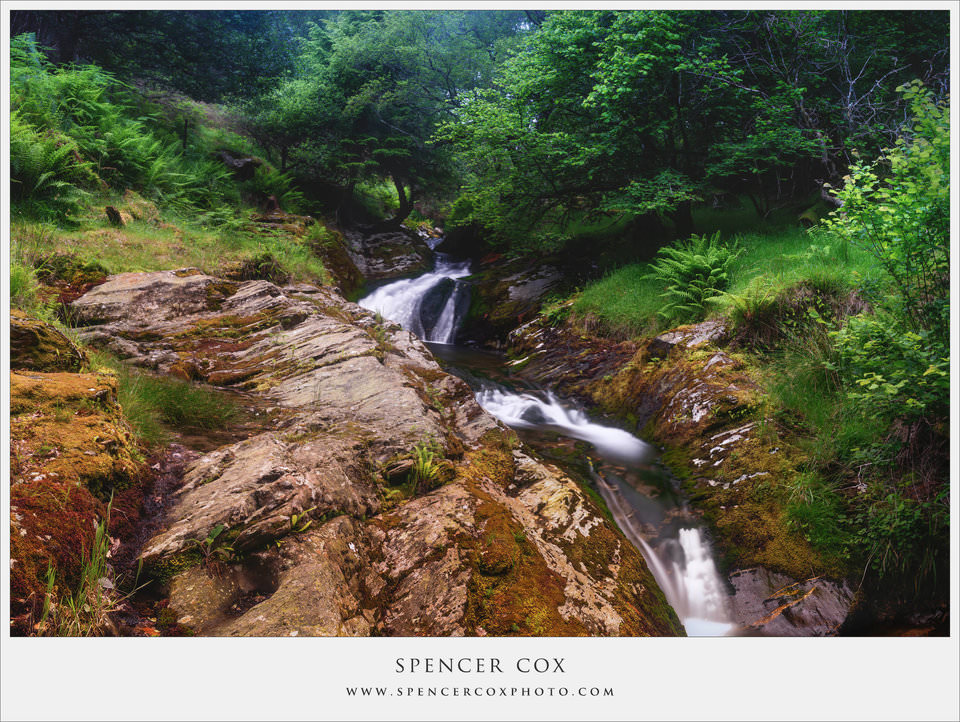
[475,387,653,465]
[358,239,471,344]
[475,385,734,636]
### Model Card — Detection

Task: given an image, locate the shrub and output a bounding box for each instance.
[824,80,948,341]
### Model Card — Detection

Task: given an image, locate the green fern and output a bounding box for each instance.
[645,231,742,325]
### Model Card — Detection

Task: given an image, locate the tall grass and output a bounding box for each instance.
[37,502,135,636]
[89,351,239,447]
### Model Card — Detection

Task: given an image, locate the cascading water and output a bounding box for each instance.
[354,237,734,635]
[358,238,471,344]
[475,384,735,636]
[475,387,653,465]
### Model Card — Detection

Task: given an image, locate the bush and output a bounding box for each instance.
[824,80,948,341]
[831,312,948,422]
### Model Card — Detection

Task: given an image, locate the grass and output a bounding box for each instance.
[569,263,664,339]
[569,222,882,339]
[37,501,139,636]
[11,206,328,286]
[88,350,240,447]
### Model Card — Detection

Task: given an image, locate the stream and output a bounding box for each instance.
[358,247,737,636]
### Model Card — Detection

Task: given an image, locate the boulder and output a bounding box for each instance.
[11,310,87,372]
[343,227,432,281]
[729,567,853,636]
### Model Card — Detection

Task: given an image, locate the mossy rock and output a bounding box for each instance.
[10,310,88,372]
[10,370,144,499]
[35,252,109,288]
[121,189,160,223]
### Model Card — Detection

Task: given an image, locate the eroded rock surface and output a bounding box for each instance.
[69,270,683,637]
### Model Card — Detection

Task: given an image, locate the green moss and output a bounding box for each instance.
[147,549,202,586]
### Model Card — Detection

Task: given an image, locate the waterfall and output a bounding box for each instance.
[475,384,735,636]
[475,387,653,465]
[358,251,471,345]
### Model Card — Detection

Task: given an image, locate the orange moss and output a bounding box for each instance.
[10,371,144,498]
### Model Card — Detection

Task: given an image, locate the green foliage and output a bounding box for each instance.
[784,473,848,561]
[831,313,948,421]
[824,81,949,338]
[850,486,948,582]
[290,506,317,534]
[10,111,92,220]
[10,33,237,219]
[644,232,742,325]
[188,524,237,569]
[410,440,440,490]
[825,84,949,425]
[243,166,306,213]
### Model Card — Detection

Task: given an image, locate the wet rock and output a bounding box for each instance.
[11,310,87,372]
[728,567,853,636]
[343,227,431,281]
[464,259,565,347]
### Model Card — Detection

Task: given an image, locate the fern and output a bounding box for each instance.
[645,231,742,325]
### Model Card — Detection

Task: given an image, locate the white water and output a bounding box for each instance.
[358,254,471,344]
[476,387,654,465]
[476,386,734,636]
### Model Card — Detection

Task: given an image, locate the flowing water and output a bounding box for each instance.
[471,376,734,636]
[358,240,736,635]
[358,239,472,344]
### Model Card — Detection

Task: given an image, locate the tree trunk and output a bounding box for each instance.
[383,174,414,228]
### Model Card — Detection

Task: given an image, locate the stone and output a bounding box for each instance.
[67,269,683,637]
[10,310,87,372]
[649,319,727,357]
[343,227,432,280]
[728,567,853,636]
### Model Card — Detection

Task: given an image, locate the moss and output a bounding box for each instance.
[9,477,104,631]
[10,310,88,372]
[173,268,204,278]
[176,310,281,341]
[10,371,145,499]
[510,314,844,585]
[146,549,203,586]
[35,252,109,287]
[204,280,240,311]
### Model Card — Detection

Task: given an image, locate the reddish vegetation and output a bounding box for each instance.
[10,479,104,635]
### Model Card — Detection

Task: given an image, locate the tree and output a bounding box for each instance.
[250,10,527,226]
[438,9,948,251]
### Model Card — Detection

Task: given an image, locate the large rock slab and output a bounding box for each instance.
[70,270,683,637]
